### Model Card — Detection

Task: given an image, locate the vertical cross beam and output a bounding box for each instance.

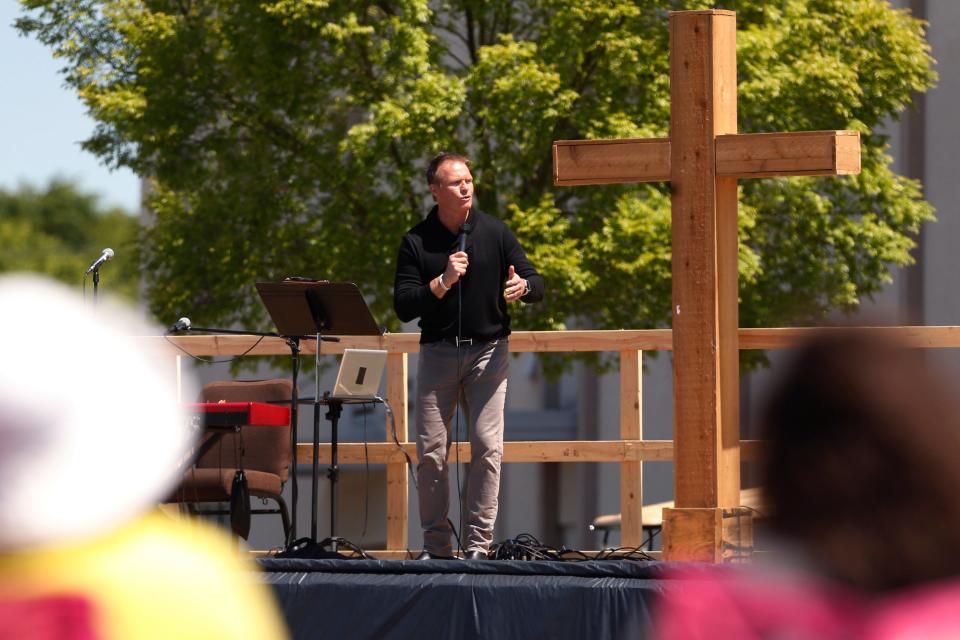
[662,10,750,561]
[668,10,741,512]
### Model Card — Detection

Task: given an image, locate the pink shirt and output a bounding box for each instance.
[655,567,960,640]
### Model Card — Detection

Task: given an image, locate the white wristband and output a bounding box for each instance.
[438,274,450,291]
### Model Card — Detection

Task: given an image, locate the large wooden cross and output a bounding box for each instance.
[553,10,860,561]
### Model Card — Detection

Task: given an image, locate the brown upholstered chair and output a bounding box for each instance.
[170,378,294,545]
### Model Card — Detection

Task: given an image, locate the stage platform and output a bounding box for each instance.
[259,557,674,639]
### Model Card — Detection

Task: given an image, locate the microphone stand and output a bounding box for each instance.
[85,249,113,307]
[92,268,101,307]
[172,324,339,548]
[315,329,326,547]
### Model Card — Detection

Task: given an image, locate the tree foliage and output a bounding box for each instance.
[17,0,935,350]
[0,179,140,300]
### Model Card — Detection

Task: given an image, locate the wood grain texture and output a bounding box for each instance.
[385,352,409,550]
[713,9,742,508]
[669,10,739,509]
[619,350,644,546]
[295,440,764,464]
[153,326,960,356]
[716,131,861,178]
[662,507,722,562]
[553,138,671,185]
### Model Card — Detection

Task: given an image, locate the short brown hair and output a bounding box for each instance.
[426,152,471,185]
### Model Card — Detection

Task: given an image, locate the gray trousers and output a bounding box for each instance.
[415,339,508,555]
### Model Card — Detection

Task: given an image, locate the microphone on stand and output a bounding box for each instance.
[85,248,114,275]
[168,317,192,334]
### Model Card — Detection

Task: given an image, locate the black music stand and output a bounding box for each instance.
[256,279,382,555]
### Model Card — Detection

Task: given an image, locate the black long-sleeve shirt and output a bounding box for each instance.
[394,206,545,343]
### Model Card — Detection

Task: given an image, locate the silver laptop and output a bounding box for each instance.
[330,349,387,400]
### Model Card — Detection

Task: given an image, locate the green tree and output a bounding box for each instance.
[0,179,141,300]
[17,1,935,352]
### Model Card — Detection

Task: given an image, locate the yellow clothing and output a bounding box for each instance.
[0,511,288,640]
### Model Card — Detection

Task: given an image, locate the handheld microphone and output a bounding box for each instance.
[457,223,471,253]
[168,317,191,333]
[85,248,114,275]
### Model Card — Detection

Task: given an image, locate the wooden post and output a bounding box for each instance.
[385,352,409,550]
[669,9,741,509]
[619,349,643,547]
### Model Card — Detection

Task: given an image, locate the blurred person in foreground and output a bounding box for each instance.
[656,330,960,639]
[0,274,287,640]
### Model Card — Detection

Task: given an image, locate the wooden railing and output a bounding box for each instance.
[159,326,960,552]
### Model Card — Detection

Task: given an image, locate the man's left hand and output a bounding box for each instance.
[504,265,526,302]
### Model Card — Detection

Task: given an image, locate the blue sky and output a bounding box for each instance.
[1,1,140,212]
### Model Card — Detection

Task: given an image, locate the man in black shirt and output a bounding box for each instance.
[394,153,544,560]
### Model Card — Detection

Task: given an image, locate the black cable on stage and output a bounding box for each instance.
[321,537,374,560]
[453,234,469,558]
[376,396,417,490]
[644,526,660,550]
[337,538,373,559]
[447,516,464,556]
[489,532,655,562]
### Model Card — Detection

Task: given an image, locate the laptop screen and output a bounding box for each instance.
[330,349,387,400]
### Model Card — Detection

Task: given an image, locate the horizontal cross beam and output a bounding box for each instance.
[553,138,671,185]
[716,130,861,178]
[553,130,860,185]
